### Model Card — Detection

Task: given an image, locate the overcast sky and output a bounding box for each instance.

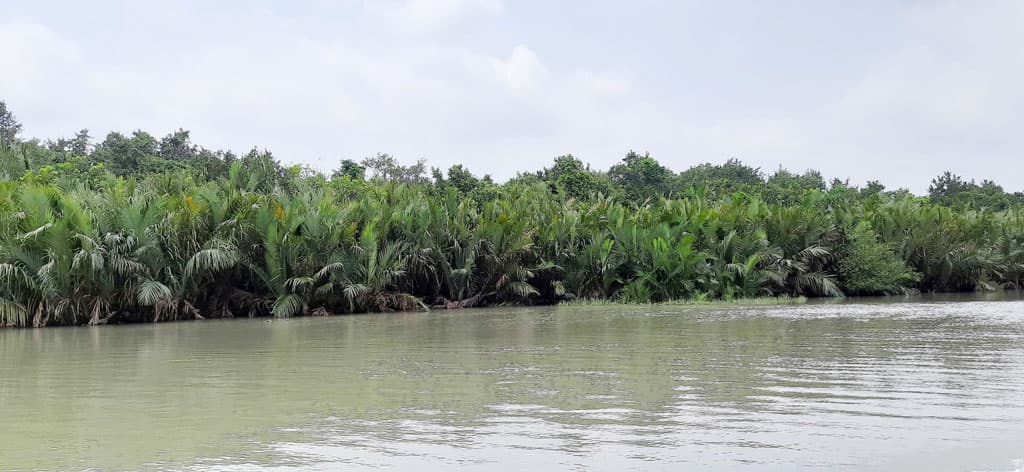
[2,0,1022,193]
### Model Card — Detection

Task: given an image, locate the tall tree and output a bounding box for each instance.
[92,131,159,174]
[542,155,612,199]
[608,151,673,201]
[675,158,764,196]
[0,100,22,145]
[332,159,366,180]
[362,153,428,184]
[444,164,482,194]
[70,129,92,156]
[928,171,971,206]
[159,129,197,160]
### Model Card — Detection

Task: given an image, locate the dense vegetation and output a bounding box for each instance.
[1,100,1023,327]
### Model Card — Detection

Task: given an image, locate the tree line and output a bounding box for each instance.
[1,100,1023,327]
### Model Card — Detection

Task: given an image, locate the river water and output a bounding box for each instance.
[2,295,1023,471]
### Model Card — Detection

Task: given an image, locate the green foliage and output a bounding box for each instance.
[838,222,919,295]
[608,151,673,201]
[1,170,1022,328]
[929,171,1019,211]
[0,100,21,145]
[362,153,428,184]
[675,158,764,197]
[332,159,365,180]
[1,99,1023,327]
[763,169,826,206]
[0,143,28,181]
[443,164,480,193]
[545,155,614,200]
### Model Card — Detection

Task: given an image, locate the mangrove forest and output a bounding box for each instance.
[1,100,1023,327]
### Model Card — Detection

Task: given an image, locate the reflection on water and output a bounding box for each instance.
[2,294,1024,471]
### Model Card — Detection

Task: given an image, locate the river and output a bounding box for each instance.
[2,294,1023,471]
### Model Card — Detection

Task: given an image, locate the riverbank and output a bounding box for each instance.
[5,143,1024,328]
[560,296,808,307]
[0,295,807,329]
[12,291,1024,329]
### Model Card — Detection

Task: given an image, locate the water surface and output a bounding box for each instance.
[2,294,1024,471]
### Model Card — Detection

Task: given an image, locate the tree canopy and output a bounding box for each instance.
[2,100,1023,327]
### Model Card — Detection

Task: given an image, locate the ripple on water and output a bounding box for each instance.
[3,296,1024,471]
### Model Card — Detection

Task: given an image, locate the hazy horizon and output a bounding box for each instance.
[3,0,1022,193]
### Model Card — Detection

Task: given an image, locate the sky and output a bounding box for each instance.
[2,0,1022,193]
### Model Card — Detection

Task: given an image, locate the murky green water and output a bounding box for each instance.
[2,295,1024,471]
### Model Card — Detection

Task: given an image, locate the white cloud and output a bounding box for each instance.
[363,0,503,35]
[668,0,1024,191]
[573,70,631,98]
[0,19,86,112]
[706,119,808,158]
[492,45,547,92]
[838,47,1001,130]
[3,1,1024,192]
[0,8,654,178]
[809,1,1024,189]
